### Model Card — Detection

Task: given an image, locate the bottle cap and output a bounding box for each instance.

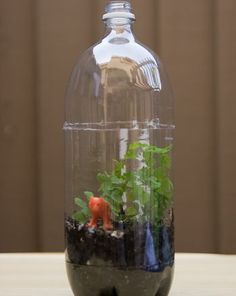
[103,1,136,21]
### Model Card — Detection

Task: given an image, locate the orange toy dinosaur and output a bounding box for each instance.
[87,197,113,230]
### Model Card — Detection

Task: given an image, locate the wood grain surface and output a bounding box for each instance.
[0,253,235,296]
[0,0,236,253]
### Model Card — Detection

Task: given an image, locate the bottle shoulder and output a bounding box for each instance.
[94,40,159,65]
[65,38,174,125]
[74,38,161,72]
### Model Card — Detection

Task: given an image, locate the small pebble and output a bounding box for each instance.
[111,230,124,239]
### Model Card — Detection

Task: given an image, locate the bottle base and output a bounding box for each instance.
[66,261,173,296]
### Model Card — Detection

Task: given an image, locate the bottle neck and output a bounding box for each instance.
[103,1,135,41]
[105,18,133,32]
[104,20,135,43]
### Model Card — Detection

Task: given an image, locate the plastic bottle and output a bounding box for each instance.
[64,1,175,295]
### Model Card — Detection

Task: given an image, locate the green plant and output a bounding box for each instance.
[97,142,173,223]
[72,142,173,224]
[72,191,93,224]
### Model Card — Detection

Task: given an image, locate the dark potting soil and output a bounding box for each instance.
[65,217,174,296]
[66,263,174,296]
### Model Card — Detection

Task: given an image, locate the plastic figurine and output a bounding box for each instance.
[87,197,113,230]
[144,223,159,271]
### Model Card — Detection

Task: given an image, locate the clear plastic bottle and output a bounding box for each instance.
[64,1,175,295]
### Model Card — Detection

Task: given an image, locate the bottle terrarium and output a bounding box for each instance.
[64,1,175,296]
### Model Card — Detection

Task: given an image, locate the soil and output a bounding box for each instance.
[65,217,174,296]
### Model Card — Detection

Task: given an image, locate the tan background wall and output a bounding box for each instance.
[0,0,235,253]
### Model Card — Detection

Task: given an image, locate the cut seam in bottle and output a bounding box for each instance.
[63,121,175,131]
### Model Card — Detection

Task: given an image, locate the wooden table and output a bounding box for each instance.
[0,253,235,295]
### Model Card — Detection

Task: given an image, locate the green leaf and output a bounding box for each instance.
[72,211,87,223]
[97,172,109,183]
[124,150,136,160]
[74,197,87,209]
[143,151,151,166]
[81,207,90,216]
[147,145,172,154]
[126,206,138,217]
[159,154,171,169]
[127,191,136,202]
[124,142,148,160]
[111,175,124,185]
[129,142,147,150]
[113,160,125,177]
[150,177,161,189]
[103,197,120,217]
[84,191,94,200]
